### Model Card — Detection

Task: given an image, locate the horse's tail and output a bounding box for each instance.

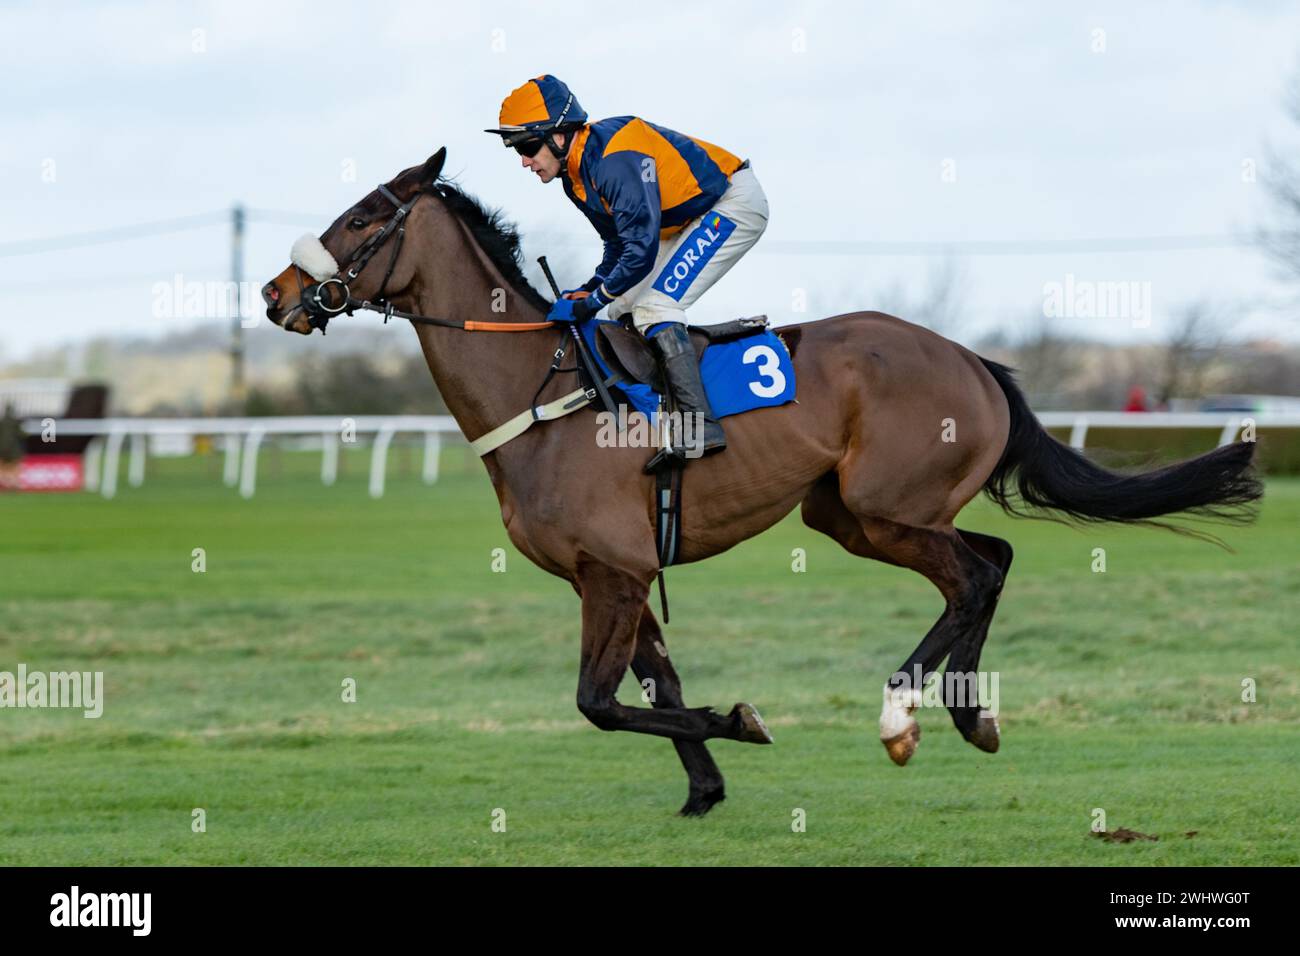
[978,358,1263,538]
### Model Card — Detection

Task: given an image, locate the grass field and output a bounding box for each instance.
[1,447,1297,865]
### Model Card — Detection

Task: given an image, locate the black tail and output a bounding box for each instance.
[979,358,1263,541]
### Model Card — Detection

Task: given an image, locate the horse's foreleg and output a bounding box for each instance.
[630,606,727,816]
[575,561,772,746]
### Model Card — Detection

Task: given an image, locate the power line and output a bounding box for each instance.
[0,211,229,258]
[755,234,1259,256]
[0,207,1280,259]
[0,268,220,293]
[245,208,329,228]
[254,209,1262,254]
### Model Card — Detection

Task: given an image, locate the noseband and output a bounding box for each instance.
[288,181,555,335]
[296,183,426,333]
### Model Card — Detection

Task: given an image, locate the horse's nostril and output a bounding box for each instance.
[261,282,280,307]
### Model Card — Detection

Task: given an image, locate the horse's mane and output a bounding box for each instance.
[433,179,553,314]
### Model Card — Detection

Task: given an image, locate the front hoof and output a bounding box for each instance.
[732,702,774,744]
[966,709,1001,753]
[679,787,726,817]
[882,722,921,765]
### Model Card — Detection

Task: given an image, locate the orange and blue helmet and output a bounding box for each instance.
[484,74,587,147]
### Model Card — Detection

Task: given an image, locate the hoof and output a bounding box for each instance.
[966,709,1001,753]
[882,722,921,766]
[679,787,726,817]
[879,684,923,765]
[732,702,774,744]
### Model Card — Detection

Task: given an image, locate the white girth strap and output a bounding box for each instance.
[469,387,593,456]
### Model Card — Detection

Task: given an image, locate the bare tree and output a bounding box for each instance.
[1156,300,1228,405]
[1006,313,1081,408]
[1217,345,1300,395]
[1261,70,1300,288]
[876,254,969,336]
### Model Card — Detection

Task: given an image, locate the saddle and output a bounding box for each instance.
[594,315,770,393]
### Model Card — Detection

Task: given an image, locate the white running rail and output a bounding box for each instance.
[18,411,1300,499]
[19,415,459,499]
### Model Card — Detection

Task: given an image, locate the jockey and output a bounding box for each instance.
[486,74,769,466]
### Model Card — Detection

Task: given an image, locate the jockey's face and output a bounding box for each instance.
[520,132,565,183]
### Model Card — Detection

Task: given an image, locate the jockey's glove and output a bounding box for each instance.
[569,285,611,322]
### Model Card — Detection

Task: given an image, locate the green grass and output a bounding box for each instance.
[0,448,1296,865]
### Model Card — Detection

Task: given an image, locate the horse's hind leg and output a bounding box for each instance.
[859,518,1004,765]
[804,479,1005,764]
[941,529,1013,753]
[631,606,727,816]
[801,473,898,564]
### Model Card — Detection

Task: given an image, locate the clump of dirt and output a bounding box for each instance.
[1094,827,1159,843]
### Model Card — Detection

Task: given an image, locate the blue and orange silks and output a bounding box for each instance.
[561,117,745,299]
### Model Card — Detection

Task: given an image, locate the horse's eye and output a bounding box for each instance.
[349,217,366,229]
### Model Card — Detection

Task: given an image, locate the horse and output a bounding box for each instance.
[261,148,1262,816]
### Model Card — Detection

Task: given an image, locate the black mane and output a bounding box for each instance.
[434,180,552,313]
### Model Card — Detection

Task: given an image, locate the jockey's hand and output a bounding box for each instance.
[570,286,610,322]
[549,285,610,323]
[546,298,580,323]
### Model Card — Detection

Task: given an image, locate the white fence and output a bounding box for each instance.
[19,411,1300,500]
[20,415,458,499]
[1034,411,1300,451]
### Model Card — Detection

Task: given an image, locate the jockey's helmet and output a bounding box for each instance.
[484,75,587,153]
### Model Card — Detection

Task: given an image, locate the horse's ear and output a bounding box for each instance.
[420,147,447,186]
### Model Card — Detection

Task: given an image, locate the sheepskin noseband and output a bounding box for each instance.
[290,234,340,282]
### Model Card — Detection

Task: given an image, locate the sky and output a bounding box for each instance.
[2,0,1299,365]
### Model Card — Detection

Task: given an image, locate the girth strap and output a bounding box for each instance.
[468,386,594,457]
[652,464,683,624]
[655,465,683,568]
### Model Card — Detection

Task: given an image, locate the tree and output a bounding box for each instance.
[876,255,969,337]
[1008,313,1080,407]
[1262,71,1300,289]
[1155,300,1227,406]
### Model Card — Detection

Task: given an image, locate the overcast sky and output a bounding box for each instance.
[3,0,1299,363]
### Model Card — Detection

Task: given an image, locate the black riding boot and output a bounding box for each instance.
[643,322,726,474]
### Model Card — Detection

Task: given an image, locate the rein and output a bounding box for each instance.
[289,177,673,620]
[295,182,554,335]
[292,182,618,456]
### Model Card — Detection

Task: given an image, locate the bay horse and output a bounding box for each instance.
[261,148,1262,816]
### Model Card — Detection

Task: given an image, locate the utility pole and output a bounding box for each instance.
[230,203,247,409]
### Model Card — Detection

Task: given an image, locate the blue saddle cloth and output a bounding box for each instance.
[577,319,797,422]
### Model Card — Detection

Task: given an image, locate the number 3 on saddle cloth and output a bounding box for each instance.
[576,317,797,427]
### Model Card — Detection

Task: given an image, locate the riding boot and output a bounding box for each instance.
[643,322,726,474]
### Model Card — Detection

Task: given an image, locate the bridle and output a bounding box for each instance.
[294,182,553,335]
[283,177,621,465]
